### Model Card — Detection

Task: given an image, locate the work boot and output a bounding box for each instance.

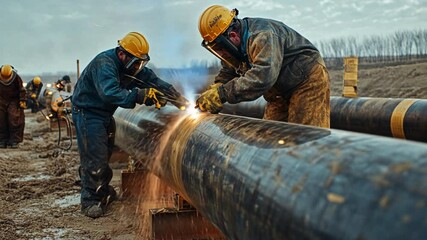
[9,142,19,149]
[109,186,118,202]
[82,204,104,219]
[103,186,118,206]
[0,142,6,148]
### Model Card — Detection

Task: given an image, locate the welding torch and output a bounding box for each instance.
[124,74,190,110]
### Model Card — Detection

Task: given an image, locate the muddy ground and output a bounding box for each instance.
[0,61,426,240]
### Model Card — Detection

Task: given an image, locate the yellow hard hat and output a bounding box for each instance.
[118,32,149,59]
[198,5,237,43]
[0,64,13,81]
[33,76,42,85]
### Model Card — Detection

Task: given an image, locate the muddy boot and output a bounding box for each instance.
[74,166,82,187]
[99,185,118,207]
[9,142,19,149]
[105,186,118,205]
[82,204,104,219]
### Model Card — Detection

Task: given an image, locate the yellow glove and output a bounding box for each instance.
[206,82,223,90]
[195,87,223,114]
[136,88,166,109]
[156,93,168,108]
[31,93,37,99]
[19,101,27,109]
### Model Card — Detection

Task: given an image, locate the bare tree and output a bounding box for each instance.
[316,29,427,65]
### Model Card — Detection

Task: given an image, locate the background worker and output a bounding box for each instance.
[25,76,43,113]
[196,5,330,128]
[0,64,26,148]
[71,32,187,219]
[55,75,72,92]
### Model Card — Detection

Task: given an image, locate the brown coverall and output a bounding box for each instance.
[0,72,26,145]
[215,18,330,128]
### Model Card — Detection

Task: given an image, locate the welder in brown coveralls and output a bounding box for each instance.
[196,5,330,128]
[0,64,27,148]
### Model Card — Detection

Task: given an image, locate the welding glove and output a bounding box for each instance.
[206,82,223,90]
[19,101,27,109]
[157,95,168,107]
[195,86,224,114]
[31,93,37,99]
[136,88,167,109]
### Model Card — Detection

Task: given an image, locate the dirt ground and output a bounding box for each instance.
[330,61,427,98]
[0,61,426,240]
[0,112,145,240]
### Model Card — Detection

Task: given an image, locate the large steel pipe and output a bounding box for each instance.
[330,97,427,142]
[114,105,427,240]
[221,96,427,142]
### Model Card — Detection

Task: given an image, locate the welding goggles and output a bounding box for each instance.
[123,50,150,76]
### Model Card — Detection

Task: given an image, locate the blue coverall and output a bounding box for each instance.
[71,48,177,210]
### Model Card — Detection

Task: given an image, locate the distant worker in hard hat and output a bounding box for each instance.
[71,32,188,219]
[25,76,44,113]
[196,5,330,128]
[55,75,72,92]
[0,64,27,148]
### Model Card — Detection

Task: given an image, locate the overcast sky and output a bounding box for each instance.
[1,0,426,75]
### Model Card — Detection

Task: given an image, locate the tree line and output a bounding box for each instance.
[315,29,427,66]
[184,29,427,71]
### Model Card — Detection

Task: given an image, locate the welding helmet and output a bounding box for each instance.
[199,6,246,74]
[61,75,71,83]
[118,32,150,76]
[0,64,14,82]
[55,79,65,91]
[33,76,42,86]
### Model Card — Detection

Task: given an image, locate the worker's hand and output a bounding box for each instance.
[31,93,37,99]
[19,101,27,109]
[136,88,166,109]
[195,87,223,114]
[206,82,223,90]
[157,94,168,108]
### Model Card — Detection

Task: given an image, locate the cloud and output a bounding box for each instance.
[167,0,195,6]
[1,0,426,75]
[350,3,365,12]
[383,4,411,15]
[232,0,285,11]
[319,0,333,6]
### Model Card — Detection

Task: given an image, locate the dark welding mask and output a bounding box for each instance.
[123,51,150,76]
[202,34,248,75]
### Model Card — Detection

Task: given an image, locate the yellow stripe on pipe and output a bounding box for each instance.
[390,99,418,139]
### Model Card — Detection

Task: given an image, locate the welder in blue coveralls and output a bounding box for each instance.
[71,32,188,218]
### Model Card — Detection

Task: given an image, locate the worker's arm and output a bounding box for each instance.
[214,61,239,84]
[17,75,27,101]
[218,31,284,104]
[92,58,138,109]
[36,82,43,97]
[133,68,189,109]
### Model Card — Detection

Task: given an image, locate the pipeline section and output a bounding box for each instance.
[221,96,427,142]
[114,105,427,240]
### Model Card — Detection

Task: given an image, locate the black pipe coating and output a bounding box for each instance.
[114,105,427,240]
